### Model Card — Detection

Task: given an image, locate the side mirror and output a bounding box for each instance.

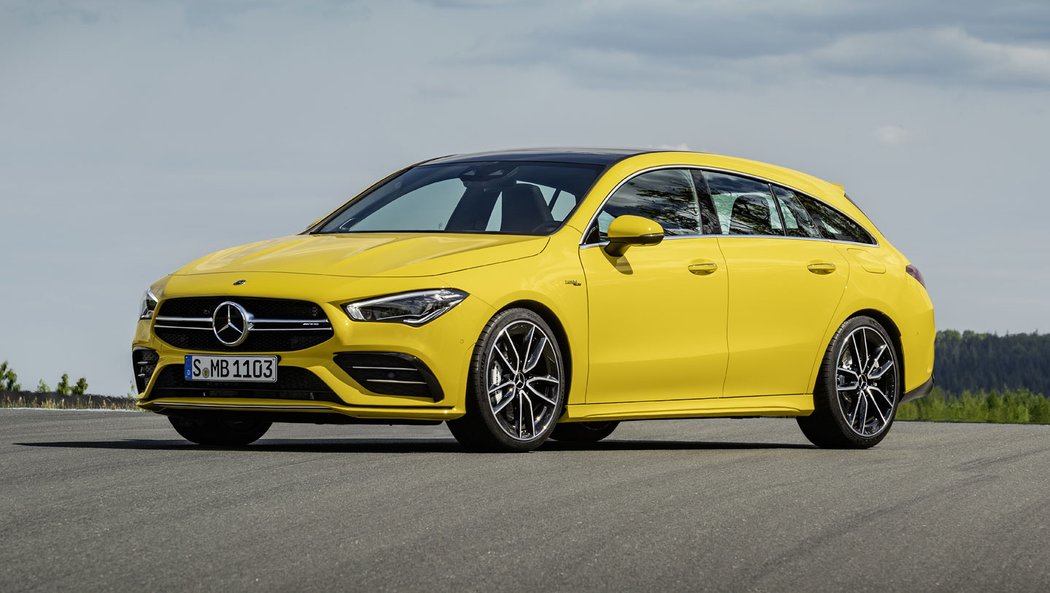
[604,215,664,257]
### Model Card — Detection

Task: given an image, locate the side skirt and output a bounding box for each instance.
[563,394,814,422]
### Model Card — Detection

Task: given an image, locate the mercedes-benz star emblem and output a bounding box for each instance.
[212,301,252,347]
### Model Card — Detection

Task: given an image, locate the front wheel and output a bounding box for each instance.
[797,316,901,449]
[447,308,565,452]
[168,415,272,446]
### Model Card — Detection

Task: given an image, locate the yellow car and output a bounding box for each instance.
[133,149,935,451]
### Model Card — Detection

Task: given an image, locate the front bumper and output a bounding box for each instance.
[132,273,496,422]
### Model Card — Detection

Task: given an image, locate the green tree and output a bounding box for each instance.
[56,373,72,396]
[71,377,89,396]
[0,361,21,392]
[36,379,51,393]
[935,330,1050,396]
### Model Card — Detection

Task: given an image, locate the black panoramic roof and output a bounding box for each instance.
[424,148,655,167]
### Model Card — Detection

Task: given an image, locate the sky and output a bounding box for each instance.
[2,0,1049,395]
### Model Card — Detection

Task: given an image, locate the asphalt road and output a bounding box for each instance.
[2,409,1048,593]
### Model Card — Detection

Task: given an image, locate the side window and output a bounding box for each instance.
[772,186,820,238]
[689,170,722,235]
[703,171,783,236]
[797,194,876,244]
[594,169,701,240]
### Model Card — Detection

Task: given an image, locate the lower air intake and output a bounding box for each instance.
[334,352,443,401]
[132,348,159,394]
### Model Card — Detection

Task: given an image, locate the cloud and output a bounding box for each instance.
[412,0,522,7]
[812,27,1050,88]
[874,125,912,146]
[476,0,1050,90]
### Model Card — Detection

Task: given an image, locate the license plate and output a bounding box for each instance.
[184,355,278,382]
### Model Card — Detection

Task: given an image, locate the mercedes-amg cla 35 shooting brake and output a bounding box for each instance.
[133,149,935,451]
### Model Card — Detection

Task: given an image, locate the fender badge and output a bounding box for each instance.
[564,279,582,286]
[233,279,247,286]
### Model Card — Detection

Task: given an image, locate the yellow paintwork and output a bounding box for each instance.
[717,237,849,397]
[579,235,728,403]
[134,151,935,423]
[606,214,663,239]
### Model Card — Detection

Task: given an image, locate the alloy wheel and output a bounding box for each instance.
[834,326,899,437]
[485,320,562,441]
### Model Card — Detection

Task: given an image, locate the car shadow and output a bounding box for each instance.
[14,438,815,453]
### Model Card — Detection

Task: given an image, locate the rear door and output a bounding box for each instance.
[703,172,849,397]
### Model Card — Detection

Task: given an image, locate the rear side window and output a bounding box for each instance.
[772,186,820,239]
[797,194,876,244]
[593,169,701,240]
[703,171,783,236]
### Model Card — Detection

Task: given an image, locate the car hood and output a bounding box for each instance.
[174,233,550,278]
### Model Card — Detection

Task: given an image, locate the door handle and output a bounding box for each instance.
[807,262,837,274]
[688,262,719,275]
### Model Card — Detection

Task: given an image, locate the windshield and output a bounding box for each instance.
[315,161,604,236]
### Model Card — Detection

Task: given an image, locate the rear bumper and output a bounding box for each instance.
[901,374,934,404]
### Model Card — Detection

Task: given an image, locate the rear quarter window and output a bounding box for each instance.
[797,193,876,245]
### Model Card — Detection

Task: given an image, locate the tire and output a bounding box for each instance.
[447,308,566,452]
[168,415,272,446]
[797,316,901,449]
[550,421,619,443]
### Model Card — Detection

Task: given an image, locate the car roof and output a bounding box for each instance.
[424,148,657,166]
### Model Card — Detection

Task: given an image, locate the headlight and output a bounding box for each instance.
[344,289,467,326]
[139,289,159,320]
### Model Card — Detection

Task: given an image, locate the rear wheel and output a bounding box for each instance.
[168,415,271,446]
[550,421,619,443]
[447,308,565,452]
[797,316,900,449]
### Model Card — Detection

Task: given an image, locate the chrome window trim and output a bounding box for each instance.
[580,234,714,249]
[577,164,880,248]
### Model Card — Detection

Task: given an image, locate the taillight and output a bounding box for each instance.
[906,264,926,288]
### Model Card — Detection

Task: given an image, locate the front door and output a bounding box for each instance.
[580,168,729,404]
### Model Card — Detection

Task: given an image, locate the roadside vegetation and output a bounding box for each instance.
[0,360,137,410]
[934,330,1050,395]
[897,387,1050,425]
[896,330,1050,425]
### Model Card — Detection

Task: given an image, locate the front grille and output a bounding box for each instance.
[154,297,334,352]
[147,365,342,403]
[334,352,443,400]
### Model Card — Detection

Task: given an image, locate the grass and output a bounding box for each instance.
[897,387,1050,424]
[0,390,140,411]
